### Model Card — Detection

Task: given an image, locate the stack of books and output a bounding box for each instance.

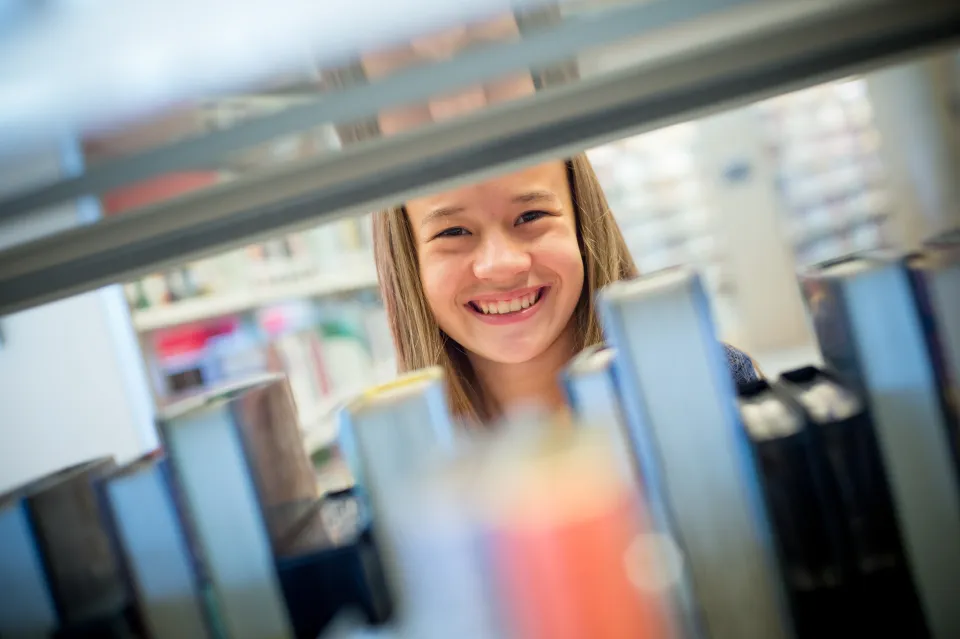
[0,375,395,639]
[799,246,960,638]
[3,235,959,638]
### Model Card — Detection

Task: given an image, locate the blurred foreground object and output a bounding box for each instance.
[159,377,299,639]
[562,344,637,482]
[336,376,678,638]
[0,0,554,152]
[908,233,960,446]
[599,269,793,639]
[385,452,506,639]
[336,368,457,624]
[0,457,138,639]
[478,417,678,639]
[102,454,221,639]
[800,250,960,638]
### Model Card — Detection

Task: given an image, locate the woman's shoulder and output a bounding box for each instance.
[722,343,759,385]
[594,341,758,385]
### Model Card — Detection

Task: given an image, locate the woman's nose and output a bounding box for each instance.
[473,232,531,282]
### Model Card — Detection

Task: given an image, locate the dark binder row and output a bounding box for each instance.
[737,368,926,637]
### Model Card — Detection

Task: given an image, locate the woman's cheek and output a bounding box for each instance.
[534,234,584,292]
[562,252,586,310]
[419,253,462,322]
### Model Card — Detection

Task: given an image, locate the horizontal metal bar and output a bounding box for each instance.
[0,0,958,316]
[0,0,748,221]
[0,0,556,158]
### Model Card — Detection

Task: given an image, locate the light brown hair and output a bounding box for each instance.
[373,154,638,423]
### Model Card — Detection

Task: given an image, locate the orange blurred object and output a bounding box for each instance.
[492,496,671,639]
[482,427,676,639]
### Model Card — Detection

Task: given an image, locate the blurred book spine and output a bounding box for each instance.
[598,269,792,639]
[147,299,395,459]
[336,368,456,625]
[386,454,504,639]
[800,253,960,638]
[0,457,137,638]
[159,378,297,639]
[0,490,60,638]
[562,345,645,489]
[102,455,220,639]
[907,237,960,473]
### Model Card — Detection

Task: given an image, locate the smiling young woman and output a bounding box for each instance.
[373,154,757,424]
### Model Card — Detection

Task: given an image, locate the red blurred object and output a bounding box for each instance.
[153,319,238,360]
[101,172,222,216]
[259,307,289,336]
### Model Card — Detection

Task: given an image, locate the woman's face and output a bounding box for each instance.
[406,161,584,365]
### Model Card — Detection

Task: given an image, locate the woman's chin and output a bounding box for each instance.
[467,340,551,366]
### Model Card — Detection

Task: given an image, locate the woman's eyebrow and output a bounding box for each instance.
[419,190,558,228]
[420,205,465,228]
[512,190,560,206]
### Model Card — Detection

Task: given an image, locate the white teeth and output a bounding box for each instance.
[473,290,542,314]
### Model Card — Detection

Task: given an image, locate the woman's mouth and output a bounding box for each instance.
[465,286,548,324]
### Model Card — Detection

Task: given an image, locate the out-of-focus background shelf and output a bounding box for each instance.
[132,269,380,332]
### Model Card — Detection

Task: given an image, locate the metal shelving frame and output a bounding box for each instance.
[0,0,958,315]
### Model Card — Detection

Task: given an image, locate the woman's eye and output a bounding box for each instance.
[516,210,548,225]
[435,226,470,239]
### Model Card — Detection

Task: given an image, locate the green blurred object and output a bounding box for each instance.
[318,318,371,356]
[310,445,334,470]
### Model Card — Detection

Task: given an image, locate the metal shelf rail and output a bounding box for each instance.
[0,0,750,221]
[0,0,958,316]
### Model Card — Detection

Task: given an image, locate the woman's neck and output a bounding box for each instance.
[468,319,578,418]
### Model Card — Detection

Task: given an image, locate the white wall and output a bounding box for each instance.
[867,56,960,250]
[0,142,157,493]
[696,109,818,358]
